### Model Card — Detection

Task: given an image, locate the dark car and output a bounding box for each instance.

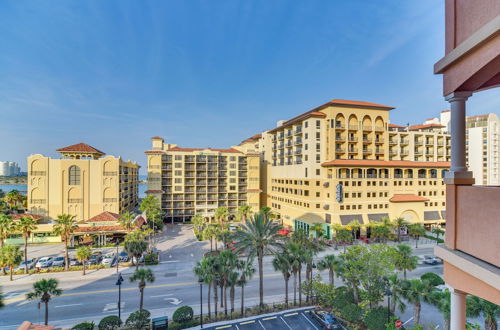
[88,252,102,265]
[118,251,129,262]
[312,310,343,329]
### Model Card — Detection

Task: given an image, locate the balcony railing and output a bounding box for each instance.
[348,137,357,142]
[30,171,47,176]
[30,199,46,204]
[348,125,358,131]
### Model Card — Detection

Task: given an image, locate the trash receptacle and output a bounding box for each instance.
[152,316,168,330]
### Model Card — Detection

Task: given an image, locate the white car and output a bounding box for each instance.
[101,253,116,266]
[52,256,66,267]
[36,257,53,268]
[15,258,38,271]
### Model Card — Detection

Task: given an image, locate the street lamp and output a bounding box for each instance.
[198,278,203,328]
[116,242,120,274]
[385,288,392,324]
[116,273,124,320]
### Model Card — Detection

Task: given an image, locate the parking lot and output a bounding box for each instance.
[204,308,346,330]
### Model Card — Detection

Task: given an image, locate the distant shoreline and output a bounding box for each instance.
[0,176,27,185]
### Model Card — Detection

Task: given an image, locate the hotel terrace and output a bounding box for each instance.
[27,143,140,221]
[238,99,451,237]
[145,137,261,222]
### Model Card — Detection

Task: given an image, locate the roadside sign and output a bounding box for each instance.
[152,316,168,330]
[395,320,403,328]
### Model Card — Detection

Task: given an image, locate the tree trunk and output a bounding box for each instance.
[135,256,139,271]
[414,302,421,325]
[240,285,245,316]
[230,285,235,314]
[352,285,360,304]
[415,237,418,248]
[139,287,144,310]
[224,283,228,316]
[293,272,297,305]
[486,318,497,330]
[44,301,49,325]
[220,285,223,308]
[207,281,211,319]
[24,237,28,274]
[210,239,213,251]
[213,282,218,316]
[298,265,302,307]
[443,318,450,330]
[329,269,334,286]
[9,266,13,281]
[285,277,289,306]
[258,251,264,309]
[64,238,69,270]
[397,227,401,242]
[82,261,86,276]
[404,269,407,280]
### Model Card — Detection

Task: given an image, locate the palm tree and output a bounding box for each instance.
[432,227,445,245]
[408,223,426,248]
[194,257,215,319]
[287,242,304,306]
[129,268,155,310]
[310,223,325,239]
[53,214,78,270]
[236,205,252,222]
[467,295,499,330]
[393,217,409,242]
[228,270,239,314]
[401,279,434,325]
[233,212,282,309]
[118,211,136,232]
[336,228,353,252]
[272,253,291,306]
[1,245,23,281]
[215,207,229,228]
[0,214,14,248]
[346,220,361,240]
[394,244,418,279]
[219,230,233,250]
[26,279,62,325]
[5,190,22,210]
[237,257,255,316]
[428,289,450,330]
[75,246,92,275]
[317,254,340,287]
[16,216,37,274]
[191,213,205,233]
[124,232,149,270]
[218,249,238,315]
[386,274,407,314]
[203,225,217,251]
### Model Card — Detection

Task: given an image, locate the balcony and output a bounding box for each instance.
[375,149,384,155]
[362,149,372,154]
[348,148,358,153]
[389,150,397,156]
[294,127,302,135]
[335,123,345,130]
[362,138,372,144]
[348,137,357,143]
[363,126,372,131]
[294,138,303,145]
[400,139,409,144]
[348,125,358,131]
[415,139,423,145]
[374,138,384,144]
[374,126,384,132]
[335,148,345,154]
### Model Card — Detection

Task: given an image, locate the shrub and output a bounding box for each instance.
[168,319,200,330]
[340,303,363,323]
[98,315,122,330]
[421,272,444,286]
[331,286,355,310]
[144,253,159,265]
[125,309,151,329]
[172,305,194,323]
[72,321,95,330]
[364,306,390,330]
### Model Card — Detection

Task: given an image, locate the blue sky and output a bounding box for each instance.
[1,1,499,173]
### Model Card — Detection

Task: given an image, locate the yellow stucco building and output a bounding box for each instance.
[27,143,140,221]
[145,137,260,222]
[238,99,450,237]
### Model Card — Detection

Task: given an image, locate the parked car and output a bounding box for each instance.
[88,252,102,265]
[312,310,343,329]
[118,251,129,262]
[51,256,65,267]
[423,255,441,265]
[36,257,53,268]
[69,258,81,266]
[101,253,117,266]
[15,258,38,271]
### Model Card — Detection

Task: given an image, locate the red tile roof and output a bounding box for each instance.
[151,136,164,140]
[390,194,429,203]
[56,143,105,154]
[144,150,166,154]
[267,111,326,133]
[388,123,406,128]
[10,214,43,220]
[75,225,125,233]
[18,321,69,330]
[241,134,262,144]
[87,211,120,222]
[441,110,451,113]
[247,189,262,193]
[322,159,450,168]
[330,99,395,110]
[145,190,164,194]
[168,147,242,153]
[467,114,489,119]
[408,123,445,131]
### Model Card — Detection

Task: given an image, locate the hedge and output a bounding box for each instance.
[172,305,194,323]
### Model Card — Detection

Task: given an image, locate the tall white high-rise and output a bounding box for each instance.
[0,161,21,176]
[440,111,500,185]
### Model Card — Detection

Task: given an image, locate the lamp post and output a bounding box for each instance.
[116,242,119,274]
[385,288,392,324]
[116,273,124,320]
[198,278,203,328]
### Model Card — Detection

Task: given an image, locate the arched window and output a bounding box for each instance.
[394,168,403,178]
[69,166,81,185]
[430,169,437,178]
[418,169,427,179]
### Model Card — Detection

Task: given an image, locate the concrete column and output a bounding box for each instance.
[444,92,474,184]
[450,288,467,330]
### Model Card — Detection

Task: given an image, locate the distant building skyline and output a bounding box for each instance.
[0,161,21,176]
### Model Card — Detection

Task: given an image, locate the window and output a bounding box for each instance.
[175,155,182,160]
[316,169,320,175]
[175,170,182,176]
[69,166,80,185]
[316,120,320,128]
[175,163,182,168]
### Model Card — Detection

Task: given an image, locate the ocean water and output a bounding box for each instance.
[0,183,148,198]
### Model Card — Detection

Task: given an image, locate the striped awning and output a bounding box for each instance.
[424,211,441,221]
[340,214,364,225]
[367,213,389,222]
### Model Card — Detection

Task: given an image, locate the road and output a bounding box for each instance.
[0,225,450,329]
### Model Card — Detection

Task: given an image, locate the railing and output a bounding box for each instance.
[348,148,358,153]
[348,125,359,130]
[363,126,372,131]
[389,139,397,144]
[335,124,345,129]
[374,138,384,143]
[335,148,345,153]
[363,138,371,143]
[374,126,384,132]
[335,136,345,142]
[103,171,117,176]
[363,149,372,154]
[68,199,83,203]
[348,137,357,142]
[294,127,302,134]
[400,139,409,144]
[295,138,302,145]
[30,199,46,204]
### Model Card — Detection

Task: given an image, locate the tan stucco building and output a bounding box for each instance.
[433,0,500,328]
[145,137,260,222]
[27,143,140,221]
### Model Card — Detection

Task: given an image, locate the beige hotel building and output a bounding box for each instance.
[238,99,450,238]
[28,143,140,221]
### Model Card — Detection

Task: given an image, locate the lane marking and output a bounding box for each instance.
[262,316,277,321]
[280,316,293,330]
[258,320,266,329]
[301,312,319,330]
[403,317,414,325]
[215,326,232,329]
[160,260,179,264]
[150,294,173,298]
[284,312,298,317]
[240,320,255,325]
[55,303,83,308]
